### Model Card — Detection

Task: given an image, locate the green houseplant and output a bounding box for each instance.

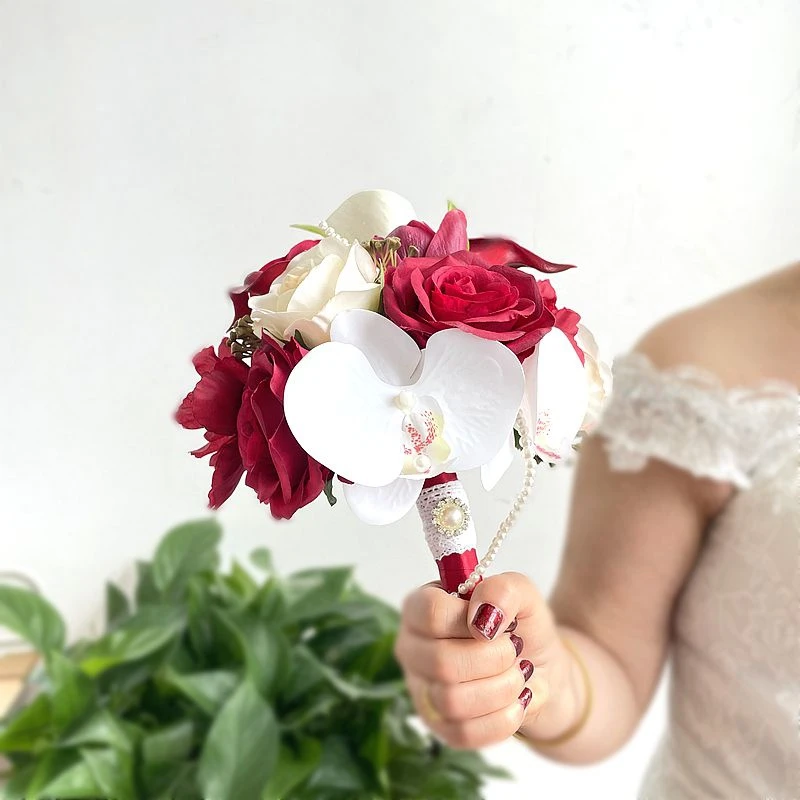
[0,520,507,799]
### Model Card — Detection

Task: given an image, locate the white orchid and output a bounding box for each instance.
[249,190,417,348]
[283,310,525,524]
[481,322,610,485]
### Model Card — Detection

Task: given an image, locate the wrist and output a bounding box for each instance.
[517,633,591,745]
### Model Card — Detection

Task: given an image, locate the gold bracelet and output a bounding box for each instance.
[514,636,593,749]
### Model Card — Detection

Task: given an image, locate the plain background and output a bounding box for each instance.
[2,1,799,797]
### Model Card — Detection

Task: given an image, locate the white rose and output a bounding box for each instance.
[248,237,381,348]
[575,323,612,433]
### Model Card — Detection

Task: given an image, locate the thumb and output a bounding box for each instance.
[467,572,555,649]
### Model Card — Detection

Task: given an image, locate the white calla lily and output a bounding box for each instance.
[283,310,525,524]
[575,323,613,433]
[319,190,416,244]
[533,327,590,463]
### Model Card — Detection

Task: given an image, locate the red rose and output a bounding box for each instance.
[468,238,575,273]
[539,279,583,360]
[237,337,331,519]
[383,251,556,361]
[176,341,248,508]
[229,240,318,322]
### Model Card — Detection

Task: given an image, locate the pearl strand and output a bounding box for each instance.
[318,219,351,246]
[457,411,536,596]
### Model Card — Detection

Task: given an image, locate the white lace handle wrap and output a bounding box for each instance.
[417,480,477,559]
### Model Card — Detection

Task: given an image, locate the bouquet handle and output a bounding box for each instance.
[418,473,480,597]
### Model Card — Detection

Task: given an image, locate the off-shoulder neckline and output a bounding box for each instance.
[614,351,799,405]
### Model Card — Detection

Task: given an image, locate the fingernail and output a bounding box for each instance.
[519,687,533,709]
[471,603,505,639]
[519,659,534,681]
[510,634,524,657]
[505,618,518,633]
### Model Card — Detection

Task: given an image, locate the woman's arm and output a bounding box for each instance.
[395,334,732,763]
[523,433,729,762]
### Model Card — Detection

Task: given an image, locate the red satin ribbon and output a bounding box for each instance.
[436,549,480,597]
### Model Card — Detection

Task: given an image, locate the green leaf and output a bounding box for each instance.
[48,651,94,732]
[323,475,338,507]
[1,761,36,799]
[106,581,130,627]
[249,548,274,574]
[0,694,52,753]
[28,750,103,799]
[79,606,184,676]
[224,560,258,604]
[284,566,353,624]
[135,560,161,605]
[262,739,322,800]
[59,709,134,753]
[197,681,279,800]
[251,577,287,622]
[0,585,65,653]
[290,223,326,236]
[212,610,289,699]
[142,719,195,764]
[152,518,222,598]
[163,668,239,717]
[304,735,368,794]
[446,198,459,211]
[82,746,136,800]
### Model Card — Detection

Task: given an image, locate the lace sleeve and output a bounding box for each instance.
[596,353,797,489]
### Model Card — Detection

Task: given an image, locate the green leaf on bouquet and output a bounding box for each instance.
[323,474,338,507]
[0,584,65,653]
[446,198,459,211]
[290,223,326,237]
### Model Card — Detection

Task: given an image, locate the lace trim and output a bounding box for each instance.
[417,481,478,559]
[597,352,798,489]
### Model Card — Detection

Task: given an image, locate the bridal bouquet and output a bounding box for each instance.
[177,191,609,596]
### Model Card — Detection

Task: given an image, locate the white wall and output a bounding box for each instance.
[2,1,798,796]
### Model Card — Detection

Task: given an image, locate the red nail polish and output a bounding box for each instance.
[519,659,534,681]
[510,634,524,657]
[519,687,533,709]
[505,618,518,633]
[472,603,505,639]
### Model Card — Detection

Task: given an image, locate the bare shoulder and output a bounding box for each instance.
[634,263,800,389]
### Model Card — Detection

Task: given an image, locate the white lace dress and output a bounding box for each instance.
[596,353,799,800]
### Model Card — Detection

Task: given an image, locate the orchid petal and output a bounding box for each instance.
[415,329,525,471]
[342,478,423,525]
[283,342,404,486]
[521,348,540,436]
[330,309,422,386]
[534,328,589,463]
[324,190,416,242]
[481,432,516,490]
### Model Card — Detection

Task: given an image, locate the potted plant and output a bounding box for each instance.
[0,520,507,799]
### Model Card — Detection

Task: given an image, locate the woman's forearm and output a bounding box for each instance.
[517,624,642,764]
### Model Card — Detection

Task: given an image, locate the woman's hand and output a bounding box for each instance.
[394,572,562,749]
